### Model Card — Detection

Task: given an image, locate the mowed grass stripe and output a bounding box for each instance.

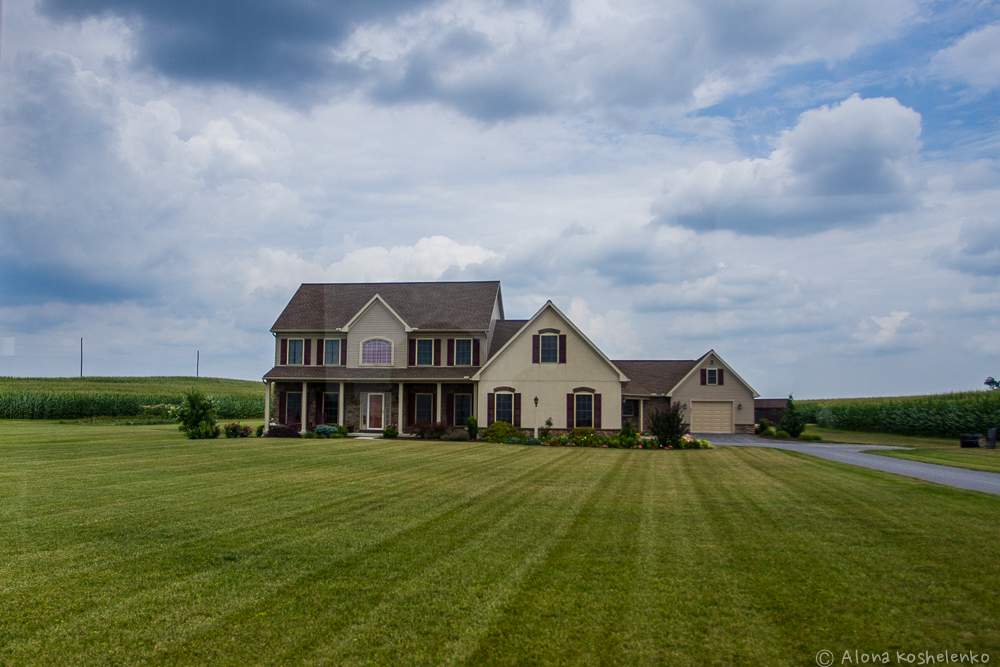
[1,440,576,660]
[131,448,583,665]
[0,441,533,614]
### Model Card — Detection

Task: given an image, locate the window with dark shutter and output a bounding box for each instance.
[433,339,442,366]
[513,393,521,427]
[472,339,481,365]
[718,368,725,385]
[487,392,495,424]
[280,339,287,365]
[700,368,707,385]
[447,339,455,366]
[566,394,574,428]
[558,335,567,363]
[594,394,602,429]
[539,334,558,363]
[532,335,540,363]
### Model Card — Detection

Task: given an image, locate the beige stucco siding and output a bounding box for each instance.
[346,300,407,368]
[670,355,755,430]
[477,308,623,430]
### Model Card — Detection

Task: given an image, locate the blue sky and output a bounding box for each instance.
[1,0,998,397]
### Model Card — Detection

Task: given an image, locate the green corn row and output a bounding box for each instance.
[0,391,263,419]
[800,391,1000,437]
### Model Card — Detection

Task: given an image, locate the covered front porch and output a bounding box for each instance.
[265,380,477,435]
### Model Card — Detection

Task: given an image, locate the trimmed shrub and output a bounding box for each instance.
[382,424,399,439]
[413,421,448,440]
[466,415,478,441]
[540,417,553,439]
[442,430,470,441]
[796,433,823,442]
[649,403,689,448]
[176,390,220,439]
[779,395,807,438]
[313,424,348,438]
[482,421,522,443]
[255,424,265,438]
[223,422,252,438]
[755,418,773,435]
[264,424,300,438]
[775,429,791,439]
[617,421,639,449]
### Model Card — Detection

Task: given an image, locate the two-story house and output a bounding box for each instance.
[262,281,759,435]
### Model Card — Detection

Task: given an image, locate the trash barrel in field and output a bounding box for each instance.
[988,428,998,450]
[959,433,982,448]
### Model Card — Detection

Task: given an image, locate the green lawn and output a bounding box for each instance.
[804,425,1000,473]
[2,421,1000,664]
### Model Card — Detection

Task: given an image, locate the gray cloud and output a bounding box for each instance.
[654,95,922,236]
[37,0,920,120]
[943,220,1000,277]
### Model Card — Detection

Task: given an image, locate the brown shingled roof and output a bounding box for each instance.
[271,281,501,332]
[263,366,476,381]
[488,319,528,358]
[614,360,698,396]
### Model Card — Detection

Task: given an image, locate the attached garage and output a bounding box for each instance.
[690,400,733,434]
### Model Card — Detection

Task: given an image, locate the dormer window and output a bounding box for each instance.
[287,339,304,365]
[706,368,719,385]
[361,338,392,365]
[415,339,434,366]
[539,334,559,363]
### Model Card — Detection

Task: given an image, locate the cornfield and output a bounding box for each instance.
[0,377,264,420]
[800,391,1000,437]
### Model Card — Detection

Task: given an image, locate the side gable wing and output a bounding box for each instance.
[667,349,759,397]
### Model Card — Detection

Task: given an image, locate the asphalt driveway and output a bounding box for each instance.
[703,434,1000,496]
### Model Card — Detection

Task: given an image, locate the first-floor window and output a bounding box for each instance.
[575,393,594,428]
[323,392,339,424]
[324,339,341,365]
[454,394,472,426]
[455,339,473,365]
[622,399,636,418]
[285,391,302,423]
[287,339,304,365]
[362,338,392,365]
[415,393,434,423]
[495,393,514,424]
[706,368,718,385]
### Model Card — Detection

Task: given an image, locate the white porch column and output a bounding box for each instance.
[436,382,443,422]
[639,399,645,434]
[338,382,345,427]
[263,381,271,433]
[398,382,404,432]
[300,380,308,434]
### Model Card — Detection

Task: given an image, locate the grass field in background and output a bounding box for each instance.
[803,425,957,448]
[868,445,1000,473]
[802,425,1000,473]
[2,420,999,664]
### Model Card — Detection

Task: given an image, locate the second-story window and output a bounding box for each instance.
[287,339,304,365]
[361,339,392,365]
[706,368,718,385]
[455,338,472,365]
[324,339,341,365]
[540,334,559,363]
[416,339,434,366]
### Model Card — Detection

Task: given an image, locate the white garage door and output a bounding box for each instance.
[691,401,733,433]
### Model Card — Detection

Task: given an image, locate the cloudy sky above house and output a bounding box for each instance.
[1,0,998,397]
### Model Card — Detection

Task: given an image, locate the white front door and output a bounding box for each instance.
[366,393,384,430]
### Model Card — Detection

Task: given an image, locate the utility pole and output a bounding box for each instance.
[196,350,200,378]
[80,337,83,378]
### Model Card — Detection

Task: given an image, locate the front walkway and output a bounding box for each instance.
[704,434,1000,496]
